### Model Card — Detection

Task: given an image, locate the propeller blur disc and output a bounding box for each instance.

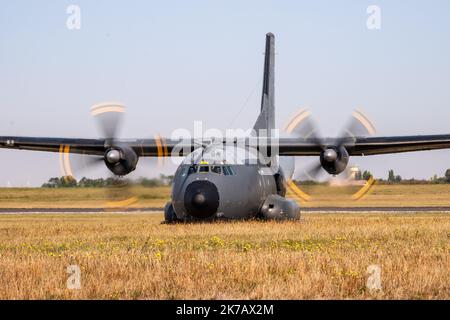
[90,102,125,140]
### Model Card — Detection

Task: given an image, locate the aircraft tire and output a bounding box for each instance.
[164,202,178,223]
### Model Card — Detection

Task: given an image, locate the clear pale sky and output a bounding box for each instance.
[1,1,449,186]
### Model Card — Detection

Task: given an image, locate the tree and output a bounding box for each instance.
[42,176,77,188]
[362,170,372,181]
[445,169,450,183]
[78,177,108,187]
[41,174,173,188]
[42,177,60,188]
[388,169,395,182]
[387,170,401,183]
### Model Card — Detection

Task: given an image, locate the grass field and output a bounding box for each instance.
[1,184,450,208]
[0,212,448,299]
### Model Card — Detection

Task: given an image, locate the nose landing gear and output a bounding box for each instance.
[164,202,178,223]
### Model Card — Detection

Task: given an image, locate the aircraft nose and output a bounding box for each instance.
[184,180,219,218]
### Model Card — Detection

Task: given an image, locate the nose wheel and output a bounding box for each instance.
[164,202,178,223]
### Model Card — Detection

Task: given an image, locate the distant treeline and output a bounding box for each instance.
[41,174,174,188]
[295,168,450,185]
[370,169,450,185]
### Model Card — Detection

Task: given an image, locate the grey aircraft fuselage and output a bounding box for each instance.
[164,144,300,222]
[167,164,299,222]
[172,163,269,220]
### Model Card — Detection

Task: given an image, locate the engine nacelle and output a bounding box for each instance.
[104,145,138,176]
[320,145,349,175]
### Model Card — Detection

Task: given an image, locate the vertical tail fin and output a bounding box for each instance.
[253,32,275,133]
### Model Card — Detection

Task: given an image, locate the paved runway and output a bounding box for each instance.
[0,207,162,214]
[0,207,450,214]
[302,206,450,212]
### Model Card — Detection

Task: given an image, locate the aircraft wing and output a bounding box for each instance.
[0,136,196,157]
[0,137,106,155]
[347,134,450,156]
[2,134,450,158]
[277,134,450,156]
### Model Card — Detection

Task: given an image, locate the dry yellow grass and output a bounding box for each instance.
[0,212,448,299]
[0,187,170,208]
[289,183,450,207]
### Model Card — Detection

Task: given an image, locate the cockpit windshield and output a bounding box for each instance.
[182,164,235,176]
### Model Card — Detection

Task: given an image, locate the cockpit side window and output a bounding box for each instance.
[223,166,235,176]
[179,166,189,177]
[211,166,222,174]
[188,165,198,175]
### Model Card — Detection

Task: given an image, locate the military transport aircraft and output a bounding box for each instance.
[2,33,450,222]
